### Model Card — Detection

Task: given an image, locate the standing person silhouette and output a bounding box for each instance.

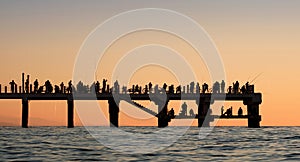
[190,82,195,94]
[114,80,119,93]
[148,82,152,92]
[181,102,187,116]
[95,81,100,93]
[233,81,239,94]
[102,79,107,93]
[202,83,208,93]
[221,80,225,93]
[196,82,200,94]
[60,82,64,93]
[9,80,16,93]
[25,78,29,93]
[34,79,39,93]
[68,80,72,93]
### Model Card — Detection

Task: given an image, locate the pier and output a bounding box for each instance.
[0,73,262,128]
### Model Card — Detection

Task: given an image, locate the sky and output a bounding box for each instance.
[0,0,299,126]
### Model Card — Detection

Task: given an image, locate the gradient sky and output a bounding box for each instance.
[0,0,299,126]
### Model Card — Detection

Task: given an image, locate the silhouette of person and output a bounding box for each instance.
[163,83,167,92]
[228,86,232,94]
[233,81,239,94]
[107,85,110,93]
[114,80,120,93]
[139,86,142,94]
[54,85,60,93]
[37,86,43,93]
[176,85,181,94]
[131,85,135,94]
[181,102,187,116]
[224,108,229,116]
[245,82,249,93]
[189,109,195,116]
[34,79,39,93]
[45,80,52,93]
[196,82,200,94]
[122,86,127,94]
[68,80,72,93]
[60,82,64,93]
[144,85,148,94]
[9,80,16,93]
[135,85,139,94]
[169,85,174,94]
[25,78,29,93]
[190,82,195,93]
[221,106,224,115]
[238,107,243,116]
[45,80,53,93]
[102,79,107,93]
[205,83,209,93]
[241,85,246,94]
[148,82,152,92]
[76,81,84,93]
[213,81,220,93]
[224,107,233,117]
[202,83,208,93]
[95,81,100,93]
[169,108,175,119]
[221,80,225,93]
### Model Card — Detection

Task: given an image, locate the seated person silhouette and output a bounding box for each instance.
[238,107,243,116]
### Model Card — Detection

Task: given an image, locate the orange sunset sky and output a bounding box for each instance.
[0,1,299,126]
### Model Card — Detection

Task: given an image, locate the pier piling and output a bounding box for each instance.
[247,104,261,128]
[243,93,262,128]
[108,98,120,127]
[197,97,212,127]
[67,100,74,128]
[157,100,169,128]
[22,98,29,128]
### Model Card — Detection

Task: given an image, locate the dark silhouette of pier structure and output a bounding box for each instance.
[0,73,262,128]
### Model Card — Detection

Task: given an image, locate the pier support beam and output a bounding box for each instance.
[157,99,169,128]
[244,94,262,128]
[108,99,120,127]
[151,93,169,128]
[22,98,29,128]
[67,100,74,128]
[197,97,212,127]
[247,104,261,128]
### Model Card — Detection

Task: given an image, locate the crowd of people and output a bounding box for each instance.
[221,106,244,117]
[172,104,245,118]
[177,102,195,117]
[4,76,255,95]
[5,75,249,118]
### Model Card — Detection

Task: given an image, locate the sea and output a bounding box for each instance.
[0,126,299,161]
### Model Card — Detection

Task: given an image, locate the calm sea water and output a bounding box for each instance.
[0,126,299,161]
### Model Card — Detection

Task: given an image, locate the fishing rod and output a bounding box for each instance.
[249,72,263,84]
